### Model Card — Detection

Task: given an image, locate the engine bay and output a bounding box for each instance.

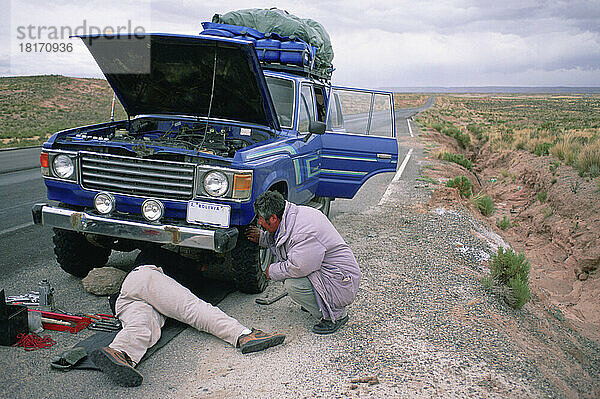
[58,117,272,159]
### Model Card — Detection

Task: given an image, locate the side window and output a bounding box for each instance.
[370,93,393,137]
[326,92,344,130]
[265,77,294,128]
[298,84,316,133]
[325,88,394,137]
[298,95,311,133]
[314,86,326,122]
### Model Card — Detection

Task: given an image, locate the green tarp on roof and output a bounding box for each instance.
[212,8,334,73]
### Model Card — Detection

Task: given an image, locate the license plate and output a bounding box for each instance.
[186,201,231,228]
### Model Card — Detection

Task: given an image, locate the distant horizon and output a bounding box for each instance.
[385,86,600,94]
[2,74,599,95]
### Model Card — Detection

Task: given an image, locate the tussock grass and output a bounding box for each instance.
[437,151,473,170]
[446,176,472,198]
[416,94,600,178]
[472,192,494,216]
[537,190,547,203]
[496,215,511,230]
[429,120,471,148]
[550,133,581,165]
[467,123,486,141]
[575,141,600,178]
[483,247,531,310]
[491,127,600,177]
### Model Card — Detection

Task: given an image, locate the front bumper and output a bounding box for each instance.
[32,204,238,253]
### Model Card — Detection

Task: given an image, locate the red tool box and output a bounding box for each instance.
[29,310,91,333]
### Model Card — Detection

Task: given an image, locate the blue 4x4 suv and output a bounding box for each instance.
[32,33,398,293]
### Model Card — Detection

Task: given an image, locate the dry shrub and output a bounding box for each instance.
[551,133,581,165]
[512,128,531,151]
[576,140,600,177]
[525,136,548,154]
[432,146,454,158]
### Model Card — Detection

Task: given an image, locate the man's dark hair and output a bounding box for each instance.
[254,191,285,220]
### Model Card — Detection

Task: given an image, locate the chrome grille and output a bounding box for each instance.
[80,152,195,200]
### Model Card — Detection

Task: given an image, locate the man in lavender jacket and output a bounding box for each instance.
[247,191,361,334]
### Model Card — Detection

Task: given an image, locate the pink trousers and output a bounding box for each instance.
[109,265,246,363]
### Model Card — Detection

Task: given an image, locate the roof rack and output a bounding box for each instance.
[261,62,332,81]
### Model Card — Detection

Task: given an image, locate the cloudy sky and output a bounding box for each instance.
[1,0,599,87]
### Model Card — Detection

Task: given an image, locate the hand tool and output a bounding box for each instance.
[255,291,287,305]
[85,314,121,327]
[41,317,71,326]
[6,293,39,303]
[88,322,121,332]
[28,309,91,333]
[91,319,121,328]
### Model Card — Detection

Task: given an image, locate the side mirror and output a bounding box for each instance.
[308,120,326,135]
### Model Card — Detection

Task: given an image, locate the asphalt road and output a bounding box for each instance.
[0,100,430,398]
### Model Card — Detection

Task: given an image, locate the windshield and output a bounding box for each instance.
[265,77,294,128]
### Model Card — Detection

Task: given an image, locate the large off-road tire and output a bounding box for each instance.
[319,197,331,218]
[52,228,111,278]
[231,230,269,294]
[311,196,331,218]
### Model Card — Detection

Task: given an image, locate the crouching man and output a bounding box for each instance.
[91,252,285,387]
[247,191,361,334]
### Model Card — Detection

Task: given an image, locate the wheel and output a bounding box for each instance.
[312,197,331,218]
[320,197,331,218]
[231,228,269,294]
[52,228,111,277]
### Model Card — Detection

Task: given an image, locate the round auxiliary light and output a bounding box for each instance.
[142,199,164,222]
[53,154,74,179]
[203,171,229,197]
[94,192,115,215]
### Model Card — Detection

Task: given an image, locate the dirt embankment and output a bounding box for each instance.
[421,128,600,342]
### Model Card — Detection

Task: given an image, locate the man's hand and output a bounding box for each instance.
[246,226,260,243]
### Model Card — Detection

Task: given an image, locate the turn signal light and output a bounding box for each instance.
[40,152,49,176]
[232,173,252,199]
[40,152,49,167]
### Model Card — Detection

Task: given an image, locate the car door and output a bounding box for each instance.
[316,86,398,198]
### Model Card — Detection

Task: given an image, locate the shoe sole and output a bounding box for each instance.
[90,349,143,387]
[241,334,286,354]
[312,315,349,335]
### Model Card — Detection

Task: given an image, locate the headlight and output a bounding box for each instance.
[53,155,74,179]
[142,199,164,222]
[203,171,229,197]
[94,192,115,215]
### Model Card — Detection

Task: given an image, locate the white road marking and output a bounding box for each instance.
[407,118,414,137]
[0,222,34,237]
[379,148,413,205]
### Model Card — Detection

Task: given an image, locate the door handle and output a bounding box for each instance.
[377,153,392,159]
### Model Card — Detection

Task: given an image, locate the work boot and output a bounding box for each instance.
[90,347,143,387]
[312,315,349,335]
[238,328,286,354]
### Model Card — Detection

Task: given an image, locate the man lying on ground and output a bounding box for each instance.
[91,250,285,387]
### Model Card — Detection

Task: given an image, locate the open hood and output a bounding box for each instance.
[78,33,279,130]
